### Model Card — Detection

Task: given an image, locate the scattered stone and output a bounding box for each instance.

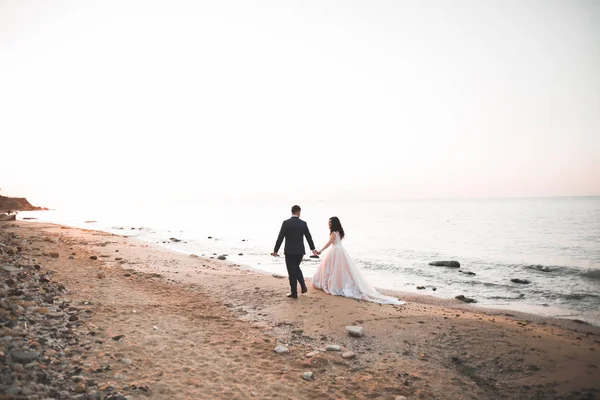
[69,315,79,322]
[451,356,464,364]
[460,270,476,276]
[2,265,19,273]
[342,351,356,359]
[417,286,426,290]
[97,271,106,279]
[455,295,477,303]
[511,278,531,284]
[302,371,314,381]
[90,256,98,260]
[112,335,125,341]
[5,387,22,396]
[395,396,408,400]
[189,254,199,259]
[429,260,460,268]
[11,350,40,363]
[326,345,341,351]
[120,358,132,365]
[217,255,227,260]
[12,363,24,372]
[74,382,86,393]
[49,252,59,258]
[345,326,364,337]
[274,345,290,354]
[238,253,243,256]
[306,351,320,358]
[169,237,181,242]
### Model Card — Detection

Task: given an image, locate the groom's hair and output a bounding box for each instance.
[291,205,301,215]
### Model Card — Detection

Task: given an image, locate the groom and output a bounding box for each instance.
[272,205,318,298]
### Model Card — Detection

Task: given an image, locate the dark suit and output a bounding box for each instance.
[274,216,316,296]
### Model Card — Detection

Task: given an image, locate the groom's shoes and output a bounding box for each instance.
[287,293,298,299]
[301,287,308,294]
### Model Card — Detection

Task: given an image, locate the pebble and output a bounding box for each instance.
[345,326,365,337]
[274,345,290,354]
[395,397,408,400]
[302,371,314,381]
[74,382,86,393]
[342,351,356,359]
[120,358,133,365]
[11,350,40,363]
[25,362,39,370]
[5,387,22,395]
[326,345,341,351]
[97,271,106,279]
[306,351,320,358]
[12,363,25,372]
[455,295,477,303]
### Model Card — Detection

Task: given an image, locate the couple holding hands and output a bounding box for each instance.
[272,205,404,305]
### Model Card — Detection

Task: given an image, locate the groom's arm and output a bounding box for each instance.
[274,221,286,253]
[303,223,316,251]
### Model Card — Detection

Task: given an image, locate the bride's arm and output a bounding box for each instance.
[318,233,336,254]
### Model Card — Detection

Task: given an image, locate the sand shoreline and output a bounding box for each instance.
[32,219,599,328]
[2,221,599,399]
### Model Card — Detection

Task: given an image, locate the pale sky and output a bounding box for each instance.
[1,0,599,209]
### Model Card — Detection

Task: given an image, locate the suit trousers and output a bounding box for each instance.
[285,254,306,296]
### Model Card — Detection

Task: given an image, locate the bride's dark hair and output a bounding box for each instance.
[329,217,345,239]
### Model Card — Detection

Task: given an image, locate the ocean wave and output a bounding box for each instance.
[563,293,600,301]
[581,269,600,281]
[488,294,526,300]
[522,264,554,272]
[518,264,600,283]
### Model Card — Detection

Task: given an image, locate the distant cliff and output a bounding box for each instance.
[0,196,47,212]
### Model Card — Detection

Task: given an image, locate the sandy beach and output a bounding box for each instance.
[1,221,599,400]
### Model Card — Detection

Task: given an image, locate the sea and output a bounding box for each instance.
[16,197,600,326]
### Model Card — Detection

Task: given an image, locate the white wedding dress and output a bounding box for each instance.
[312,232,405,305]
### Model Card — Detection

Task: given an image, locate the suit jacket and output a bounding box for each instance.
[274,216,316,256]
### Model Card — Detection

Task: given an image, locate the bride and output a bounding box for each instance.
[312,217,405,305]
